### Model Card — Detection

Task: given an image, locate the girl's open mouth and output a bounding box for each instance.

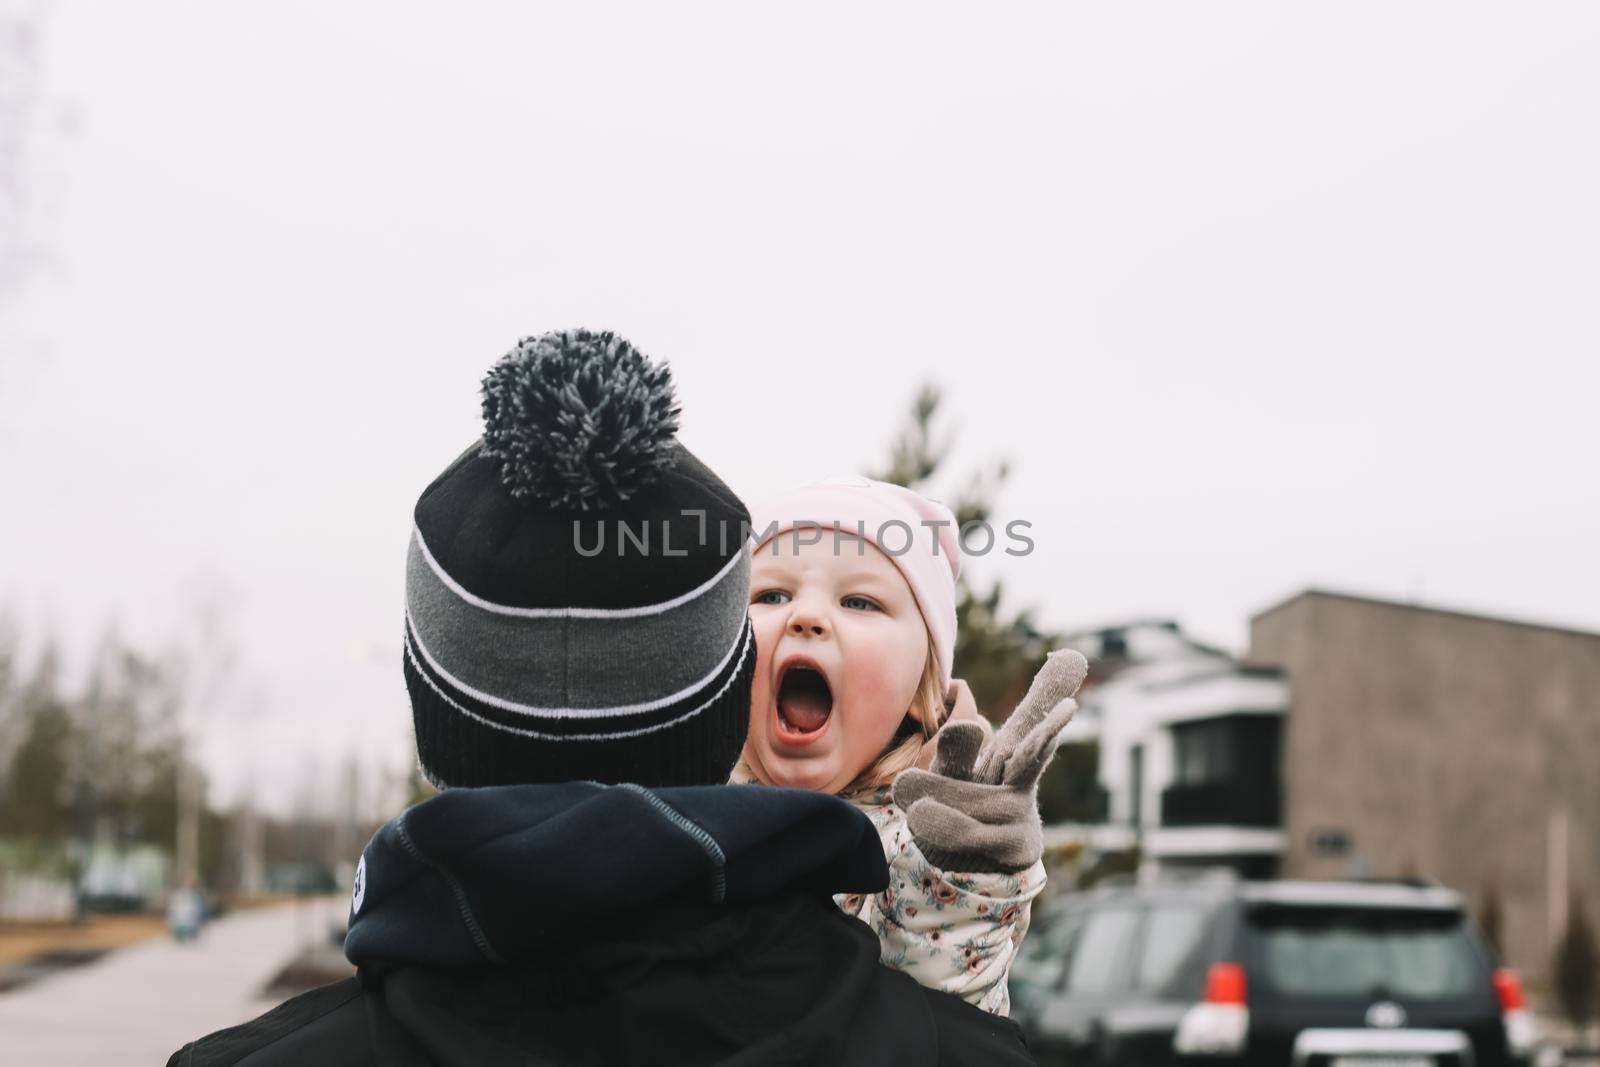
[774,664,833,744]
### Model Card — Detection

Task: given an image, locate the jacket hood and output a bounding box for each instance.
[343,781,888,968]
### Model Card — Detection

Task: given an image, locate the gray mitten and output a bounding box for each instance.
[892,649,1089,872]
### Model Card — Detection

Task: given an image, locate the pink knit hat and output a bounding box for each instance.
[750,476,961,697]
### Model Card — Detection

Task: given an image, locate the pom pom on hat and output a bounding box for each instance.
[480,329,681,511]
[409,329,752,788]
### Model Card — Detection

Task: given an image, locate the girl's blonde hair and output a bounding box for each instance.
[731,631,949,799]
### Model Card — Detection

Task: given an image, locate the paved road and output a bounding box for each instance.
[0,896,346,1066]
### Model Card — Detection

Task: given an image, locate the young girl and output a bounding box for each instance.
[731,476,1086,1016]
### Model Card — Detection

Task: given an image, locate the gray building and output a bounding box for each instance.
[1249,589,1600,982]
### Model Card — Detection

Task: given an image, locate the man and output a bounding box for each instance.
[167,330,1036,1066]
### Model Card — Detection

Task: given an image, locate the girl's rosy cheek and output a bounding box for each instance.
[840,653,892,694]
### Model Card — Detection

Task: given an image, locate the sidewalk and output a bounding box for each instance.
[0,896,346,1066]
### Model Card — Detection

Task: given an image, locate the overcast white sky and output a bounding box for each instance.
[3,1,1597,815]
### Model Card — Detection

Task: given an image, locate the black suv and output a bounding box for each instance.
[1011,874,1534,1067]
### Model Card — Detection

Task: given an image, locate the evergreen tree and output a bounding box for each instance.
[867,382,1060,719]
[1555,891,1599,1027]
[0,646,73,843]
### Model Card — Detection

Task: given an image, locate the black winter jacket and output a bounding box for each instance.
[167,782,1035,1066]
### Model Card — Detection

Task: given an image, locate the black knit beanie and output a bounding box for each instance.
[403,330,754,789]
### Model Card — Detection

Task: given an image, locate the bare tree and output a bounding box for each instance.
[169,582,241,887]
[73,629,183,844]
[0,2,43,303]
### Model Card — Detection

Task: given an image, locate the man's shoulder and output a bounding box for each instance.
[919,984,1037,1067]
[166,976,372,1067]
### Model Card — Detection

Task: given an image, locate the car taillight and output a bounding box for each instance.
[1494,968,1535,1058]
[1206,962,1248,1005]
[1175,963,1250,1056]
[1493,969,1525,1011]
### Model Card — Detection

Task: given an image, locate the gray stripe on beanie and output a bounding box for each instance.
[406,536,751,711]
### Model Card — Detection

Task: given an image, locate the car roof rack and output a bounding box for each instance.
[1357,875,1440,889]
[1240,880,1463,909]
[1156,867,1242,884]
[1084,867,1240,892]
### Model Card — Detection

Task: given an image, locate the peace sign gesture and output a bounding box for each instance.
[892,649,1089,872]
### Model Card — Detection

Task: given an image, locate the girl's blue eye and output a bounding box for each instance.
[754,590,790,606]
[842,595,880,612]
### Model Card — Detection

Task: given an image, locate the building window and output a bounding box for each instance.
[1174,719,1234,785]
[1162,715,1284,828]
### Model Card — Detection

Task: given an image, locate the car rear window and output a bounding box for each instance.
[1137,903,1213,991]
[1011,906,1084,992]
[1065,906,1140,994]
[1247,905,1485,999]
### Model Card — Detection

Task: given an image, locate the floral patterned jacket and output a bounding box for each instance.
[835,785,1047,1016]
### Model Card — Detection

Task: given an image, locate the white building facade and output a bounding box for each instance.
[1053,621,1289,880]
